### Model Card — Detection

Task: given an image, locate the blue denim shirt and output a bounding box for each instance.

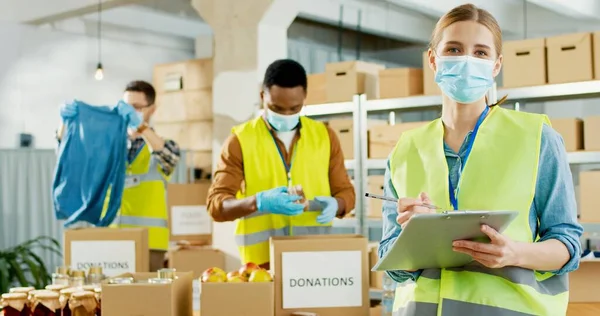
[379,124,584,283]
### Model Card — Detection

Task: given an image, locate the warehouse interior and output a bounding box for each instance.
[1,0,600,315]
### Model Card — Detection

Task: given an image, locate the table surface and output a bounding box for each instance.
[567,304,600,316]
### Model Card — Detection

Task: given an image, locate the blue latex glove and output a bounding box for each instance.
[256,186,305,216]
[315,196,338,224]
[60,101,78,120]
[116,100,142,129]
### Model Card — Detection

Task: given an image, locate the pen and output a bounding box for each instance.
[364,193,441,210]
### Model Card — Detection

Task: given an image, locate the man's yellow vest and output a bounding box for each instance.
[389,106,569,316]
[232,116,332,265]
[112,144,170,250]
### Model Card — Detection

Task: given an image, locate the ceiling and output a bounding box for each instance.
[5,0,600,44]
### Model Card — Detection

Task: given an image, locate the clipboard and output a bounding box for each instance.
[372,210,518,271]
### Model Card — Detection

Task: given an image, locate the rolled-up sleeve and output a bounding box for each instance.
[152,139,181,177]
[379,159,422,283]
[534,124,583,274]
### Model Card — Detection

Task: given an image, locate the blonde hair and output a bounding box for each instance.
[429,4,503,57]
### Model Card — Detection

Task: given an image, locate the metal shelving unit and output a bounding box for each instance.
[305,80,600,234]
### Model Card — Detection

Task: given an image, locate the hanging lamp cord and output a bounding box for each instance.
[97,0,102,65]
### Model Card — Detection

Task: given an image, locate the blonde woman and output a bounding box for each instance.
[379,4,583,316]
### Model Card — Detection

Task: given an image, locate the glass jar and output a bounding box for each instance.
[8,287,35,295]
[68,291,97,316]
[108,277,134,284]
[32,291,61,316]
[27,290,47,309]
[70,270,86,288]
[157,268,177,280]
[45,284,69,293]
[86,266,104,286]
[52,266,71,286]
[93,287,102,316]
[148,278,172,284]
[1,292,30,316]
[59,288,82,316]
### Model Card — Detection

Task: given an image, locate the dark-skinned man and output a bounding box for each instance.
[207,59,356,269]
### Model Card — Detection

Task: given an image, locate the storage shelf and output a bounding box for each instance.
[303,102,354,116]
[366,80,600,112]
[345,160,356,169]
[332,218,383,228]
[365,152,600,170]
[370,288,383,300]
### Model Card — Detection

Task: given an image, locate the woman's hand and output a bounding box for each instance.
[452,225,521,269]
[396,192,436,229]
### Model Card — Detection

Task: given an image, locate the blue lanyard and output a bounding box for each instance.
[270,132,295,187]
[448,106,490,210]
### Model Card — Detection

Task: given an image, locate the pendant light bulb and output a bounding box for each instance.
[95,63,104,81]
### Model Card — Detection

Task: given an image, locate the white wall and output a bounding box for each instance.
[0,20,194,149]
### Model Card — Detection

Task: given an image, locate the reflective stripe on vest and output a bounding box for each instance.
[232,116,332,265]
[389,107,568,316]
[114,144,170,250]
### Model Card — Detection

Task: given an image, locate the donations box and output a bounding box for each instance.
[64,227,149,277]
[270,235,369,316]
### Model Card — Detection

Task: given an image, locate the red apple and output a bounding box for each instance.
[248,269,272,282]
[227,271,246,282]
[201,267,227,283]
[238,262,260,280]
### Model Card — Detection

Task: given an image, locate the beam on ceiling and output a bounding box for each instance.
[387,0,525,37]
[25,0,146,25]
[526,0,600,20]
[298,0,437,43]
[82,5,211,38]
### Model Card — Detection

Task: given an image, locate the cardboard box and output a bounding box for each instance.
[579,171,600,222]
[153,58,213,93]
[102,272,193,316]
[168,247,225,313]
[368,122,429,158]
[370,305,382,316]
[201,282,274,316]
[167,183,213,245]
[154,90,213,123]
[270,235,369,316]
[367,176,385,218]
[594,32,600,79]
[328,119,354,159]
[569,261,600,302]
[378,68,424,99]
[368,244,383,289]
[422,51,441,95]
[186,150,212,171]
[547,32,594,84]
[64,228,149,277]
[306,73,327,105]
[325,61,385,103]
[550,118,583,152]
[503,38,547,88]
[154,121,212,151]
[168,247,225,278]
[584,116,600,150]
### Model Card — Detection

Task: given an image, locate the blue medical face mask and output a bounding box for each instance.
[266,109,300,132]
[434,55,496,104]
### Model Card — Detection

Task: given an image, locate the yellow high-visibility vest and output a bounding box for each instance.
[112,143,170,250]
[232,116,332,265]
[388,106,568,316]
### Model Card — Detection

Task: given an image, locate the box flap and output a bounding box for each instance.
[379,68,421,77]
[503,38,545,52]
[547,32,591,47]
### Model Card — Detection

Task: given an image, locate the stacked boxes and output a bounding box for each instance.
[502,32,600,88]
[152,59,214,174]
